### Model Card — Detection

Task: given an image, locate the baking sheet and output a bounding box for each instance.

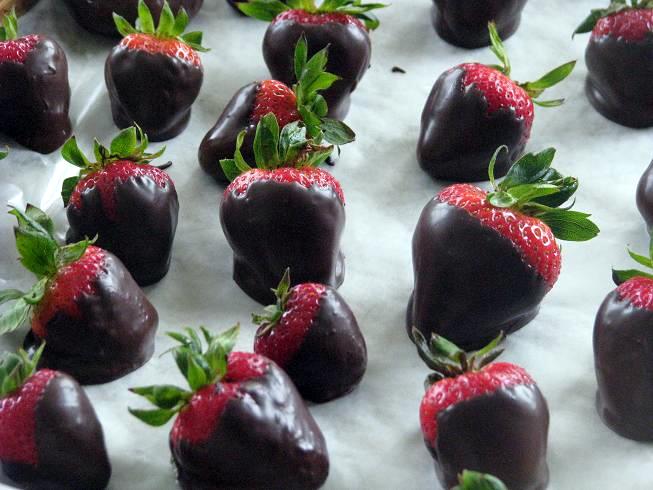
[1,0,652,488]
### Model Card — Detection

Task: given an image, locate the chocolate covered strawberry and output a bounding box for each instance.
[129,325,329,489]
[106,0,208,141]
[637,158,653,230]
[0,205,158,384]
[61,126,178,286]
[0,346,111,489]
[453,471,508,490]
[418,23,575,182]
[199,36,355,183]
[0,9,71,154]
[414,330,549,490]
[575,1,653,127]
[407,147,599,350]
[253,269,366,403]
[220,114,346,304]
[238,0,387,119]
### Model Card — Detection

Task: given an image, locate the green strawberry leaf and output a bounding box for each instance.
[0,8,19,41]
[22,278,48,306]
[612,268,653,285]
[137,0,156,33]
[156,2,176,36]
[113,13,138,37]
[536,209,600,241]
[520,61,576,95]
[56,239,92,267]
[0,289,26,306]
[253,113,281,169]
[487,22,511,76]
[61,176,80,207]
[61,136,91,169]
[320,118,356,145]
[279,122,308,163]
[172,8,190,36]
[453,470,508,490]
[573,2,630,36]
[487,190,517,208]
[294,34,308,81]
[128,407,180,426]
[0,299,31,335]
[499,147,556,189]
[110,127,138,156]
[129,385,192,409]
[0,147,8,159]
[238,0,292,21]
[13,227,58,278]
[25,204,55,236]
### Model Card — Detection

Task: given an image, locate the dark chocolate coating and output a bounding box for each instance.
[432,0,528,49]
[284,287,367,403]
[64,0,203,37]
[585,35,653,128]
[417,66,525,182]
[431,384,549,490]
[263,19,371,120]
[221,180,345,305]
[2,372,111,490]
[636,159,653,230]
[171,361,329,489]
[66,173,179,286]
[105,46,203,141]
[406,198,548,350]
[594,289,653,441]
[0,37,71,154]
[25,251,158,385]
[198,82,258,184]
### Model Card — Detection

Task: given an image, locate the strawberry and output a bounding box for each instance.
[106,0,208,141]
[60,126,178,286]
[0,346,111,489]
[575,1,653,127]
[0,10,71,153]
[418,22,575,182]
[0,205,158,384]
[238,0,387,119]
[408,147,599,350]
[220,113,348,304]
[413,331,549,490]
[253,269,367,403]
[637,159,653,230]
[129,325,329,489]
[199,36,355,183]
[453,471,508,490]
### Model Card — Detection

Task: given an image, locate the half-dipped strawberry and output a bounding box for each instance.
[418,23,575,182]
[253,269,367,403]
[453,471,508,490]
[106,0,208,141]
[220,114,347,304]
[238,0,387,119]
[0,10,71,153]
[199,36,355,183]
[575,1,653,127]
[129,325,329,489]
[0,346,111,489]
[61,126,178,286]
[0,205,158,384]
[407,147,599,350]
[414,331,549,490]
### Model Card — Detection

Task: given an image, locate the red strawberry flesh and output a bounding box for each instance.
[592,9,653,42]
[120,33,201,66]
[617,276,653,311]
[0,35,40,64]
[273,9,366,30]
[252,80,301,128]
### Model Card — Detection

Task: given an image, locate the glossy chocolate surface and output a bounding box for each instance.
[285,287,367,403]
[585,35,653,128]
[594,289,653,441]
[406,198,548,350]
[171,361,329,489]
[64,0,203,37]
[637,159,653,230]
[432,0,528,49]
[25,251,158,385]
[417,66,525,182]
[221,179,345,305]
[2,373,111,490]
[431,383,549,490]
[106,47,203,141]
[66,173,179,286]
[0,38,71,154]
[263,19,371,120]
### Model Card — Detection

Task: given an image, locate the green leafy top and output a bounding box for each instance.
[252,268,292,336]
[128,325,240,427]
[0,205,94,336]
[452,471,508,490]
[485,146,600,242]
[0,147,8,159]
[0,343,45,398]
[486,22,576,108]
[113,0,208,51]
[238,0,388,30]
[612,234,653,284]
[574,0,653,35]
[60,126,165,206]
[0,9,18,41]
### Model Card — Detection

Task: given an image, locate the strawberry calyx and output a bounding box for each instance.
[0,344,45,398]
[574,0,653,36]
[128,325,240,427]
[0,9,18,41]
[612,233,653,285]
[253,269,293,336]
[453,471,508,490]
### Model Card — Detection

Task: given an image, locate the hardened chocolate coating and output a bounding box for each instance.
[636,159,653,230]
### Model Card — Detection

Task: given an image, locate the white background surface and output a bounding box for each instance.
[1,0,652,488]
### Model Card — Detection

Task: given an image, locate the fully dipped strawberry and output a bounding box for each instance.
[61,126,178,286]
[575,1,653,127]
[407,148,599,350]
[0,205,158,384]
[199,36,355,183]
[0,10,71,154]
[238,0,387,119]
[0,346,111,489]
[253,269,367,403]
[453,471,508,490]
[129,325,329,489]
[106,0,208,141]
[220,114,346,304]
[418,23,575,182]
[414,331,549,490]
